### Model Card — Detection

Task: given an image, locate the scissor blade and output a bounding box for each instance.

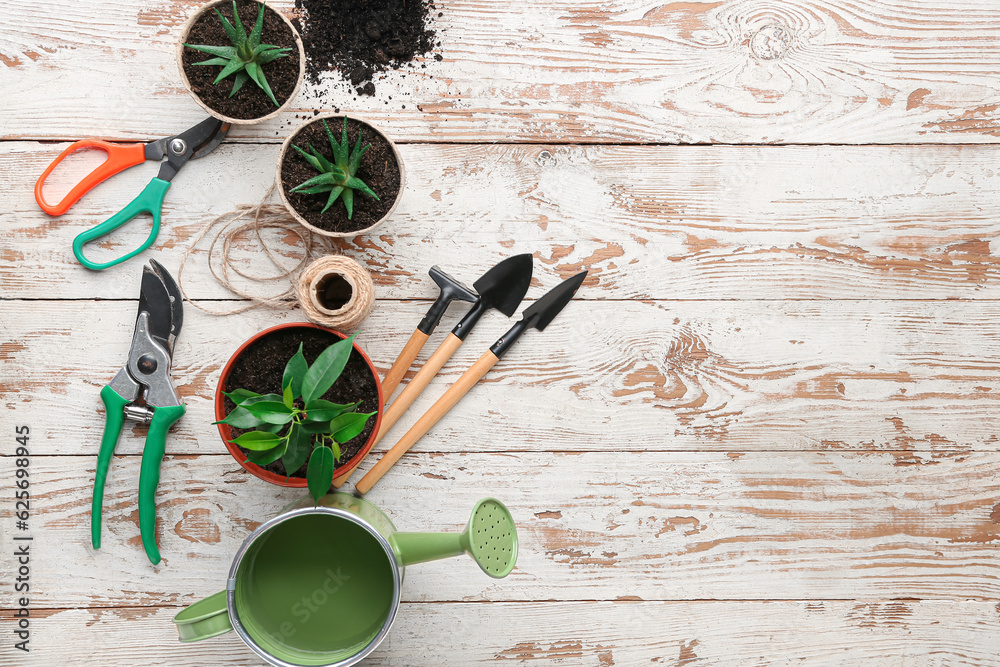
[137,260,182,358]
[181,117,229,159]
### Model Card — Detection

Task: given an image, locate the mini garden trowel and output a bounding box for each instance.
[355,270,588,494]
[380,266,477,401]
[334,253,534,488]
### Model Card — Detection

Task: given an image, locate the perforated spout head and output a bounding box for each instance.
[465,498,518,578]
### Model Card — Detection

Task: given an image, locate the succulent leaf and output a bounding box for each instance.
[340,187,354,219]
[229,71,249,97]
[185,44,238,58]
[322,186,346,214]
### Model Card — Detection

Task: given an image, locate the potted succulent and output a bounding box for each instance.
[276,113,405,236]
[177,0,305,124]
[215,323,383,501]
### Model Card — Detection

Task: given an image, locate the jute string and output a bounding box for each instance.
[178,184,374,329]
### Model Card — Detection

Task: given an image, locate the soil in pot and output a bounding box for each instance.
[223,326,379,478]
[182,0,301,120]
[280,116,402,234]
[294,0,440,95]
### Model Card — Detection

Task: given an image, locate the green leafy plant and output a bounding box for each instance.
[184,1,291,107]
[217,334,377,503]
[289,118,380,219]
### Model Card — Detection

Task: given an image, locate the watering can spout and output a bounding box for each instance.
[390,498,518,579]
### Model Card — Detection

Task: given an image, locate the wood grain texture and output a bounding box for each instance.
[4,1,1000,143]
[4,299,1000,456]
[1,452,1000,607]
[3,601,999,666]
[5,141,1000,301]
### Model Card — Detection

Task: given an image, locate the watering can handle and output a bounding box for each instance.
[173,590,232,642]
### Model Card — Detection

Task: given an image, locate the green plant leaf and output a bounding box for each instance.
[245,400,295,425]
[306,445,335,504]
[193,56,233,67]
[214,406,266,429]
[225,388,261,405]
[214,8,239,46]
[246,441,286,466]
[300,420,331,434]
[184,43,237,59]
[213,56,247,84]
[281,422,311,477]
[305,399,354,422]
[340,187,354,219]
[298,184,336,195]
[231,1,247,46]
[255,46,291,65]
[336,119,350,167]
[258,422,285,434]
[245,61,279,107]
[250,2,264,48]
[291,144,325,173]
[292,170,345,191]
[229,70,249,97]
[282,342,308,400]
[301,334,355,403]
[344,177,379,200]
[321,186,347,213]
[231,431,282,451]
[330,411,376,443]
[282,383,294,409]
[348,140,369,175]
[308,143,336,173]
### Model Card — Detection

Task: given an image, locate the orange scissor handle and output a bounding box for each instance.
[34,140,147,216]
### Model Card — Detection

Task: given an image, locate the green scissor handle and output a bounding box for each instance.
[72,177,172,271]
[139,403,185,565]
[92,385,130,551]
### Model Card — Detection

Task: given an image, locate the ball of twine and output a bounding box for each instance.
[297,255,375,331]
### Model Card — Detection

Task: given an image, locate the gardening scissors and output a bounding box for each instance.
[92,259,185,565]
[34,117,230,270]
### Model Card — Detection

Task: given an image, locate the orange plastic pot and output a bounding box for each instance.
[216,322,384,487]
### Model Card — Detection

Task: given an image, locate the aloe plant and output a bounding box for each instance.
[218,334,376,503]
[290,118,380,219]
[185,1,292,107]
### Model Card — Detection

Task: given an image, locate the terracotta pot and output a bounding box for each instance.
[276,113,406,237]
[177,0,305,125]
[216,323,384,487]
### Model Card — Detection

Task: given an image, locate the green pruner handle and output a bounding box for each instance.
[92,385,130,551]
[139,403,185,565]
[173,591,233,642]
[72,177,171,271]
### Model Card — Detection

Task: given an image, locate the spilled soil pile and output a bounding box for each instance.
[295,0,440,95]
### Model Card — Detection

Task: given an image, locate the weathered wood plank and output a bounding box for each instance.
[4,299,1000,455]
[4,1,1000,143]
[1,452,999,607]
[3,600,999,666]
[5,141,1000,301]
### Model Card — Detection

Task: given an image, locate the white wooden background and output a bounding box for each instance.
[3,0,1000,664]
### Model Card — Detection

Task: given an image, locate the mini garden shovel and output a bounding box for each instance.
[333,253,534,488]
[173,493,517,666]
[355,271,587,494]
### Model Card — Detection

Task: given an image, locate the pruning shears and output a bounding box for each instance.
[92,259,185,565]
[34,117,230,270]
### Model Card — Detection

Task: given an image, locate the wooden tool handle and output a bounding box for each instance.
[381,329,430,401]
[332,333,465,488]
[355,350,500,494]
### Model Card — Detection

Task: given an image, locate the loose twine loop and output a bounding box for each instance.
[178,184,374,330]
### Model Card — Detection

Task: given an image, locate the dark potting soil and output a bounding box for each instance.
[294,0,439,95]
[222,327,380,479]
[182,0,301,120]
[280,116,401,234]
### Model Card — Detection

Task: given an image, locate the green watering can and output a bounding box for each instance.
[173,493,518,666]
